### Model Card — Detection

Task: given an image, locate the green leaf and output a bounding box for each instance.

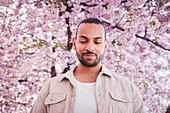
[159,2,164,7]
[19,49,23,54]
[23,48,28,50]
[38,43,43,48]
[23,37,26,44]
[124,68,128,72]
[114,51,118,55]
[125,7,130,11]
[33,39,37,42]
[150,20,156,26]
[129,13,133,16]
[66,47,71,52]
[117,42,122,46]
[8,66,13,68]
[33,44,37,47]
[139,70,143,73]
[150,45,155,49]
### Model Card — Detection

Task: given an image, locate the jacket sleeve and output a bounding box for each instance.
[133,85,147,113]
[30,80,50,113]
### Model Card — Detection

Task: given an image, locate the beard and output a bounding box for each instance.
[76,51,104,67]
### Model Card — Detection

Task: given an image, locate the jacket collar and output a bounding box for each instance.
[100,64,112,77]
[58,64,112,82]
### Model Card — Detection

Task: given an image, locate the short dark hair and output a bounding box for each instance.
[75,18,106,40]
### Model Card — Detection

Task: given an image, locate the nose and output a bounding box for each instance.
[85,42,94,52]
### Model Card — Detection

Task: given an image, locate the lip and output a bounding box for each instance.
[83,54,96,59]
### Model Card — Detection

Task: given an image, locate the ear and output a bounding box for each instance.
[104,39,108,52]
[72,37,76,50]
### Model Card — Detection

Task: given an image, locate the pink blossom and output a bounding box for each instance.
[0,0,169,113]
[156,14,169,23]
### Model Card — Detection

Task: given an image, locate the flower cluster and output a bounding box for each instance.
[0,0,169,112]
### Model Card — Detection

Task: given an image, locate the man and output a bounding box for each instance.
[30,18,146,113]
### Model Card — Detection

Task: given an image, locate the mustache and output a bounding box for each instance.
[82,51,97,55]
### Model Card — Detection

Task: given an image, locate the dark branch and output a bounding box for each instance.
[25,52,35,55]
[143,0,152,7]
[101,18,125,31]
[150,9,155,19]
[112,26,125,31]
[117,14,126,25]
[0,47,4,50]
[101,17,169,51]
[32,69,50,73]
[80,2,98,7]
[17,102,27,106]
[121,0,127,4]
[81,8,90,13]
[18,80,28,83]
[62,62,71,74]
[64,0,73,50]
[65,17,72,50]
[18,79,34,85]
[50,66,57,78]
[135,34,170,51]
[34,0,43,6]
[144,27,147,38]
[137,42,144,49]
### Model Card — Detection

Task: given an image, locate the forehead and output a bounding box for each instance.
[77,23,105,39]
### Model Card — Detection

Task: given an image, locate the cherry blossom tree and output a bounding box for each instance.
[0,0,169,112]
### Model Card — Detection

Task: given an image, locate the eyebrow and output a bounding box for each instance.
[79,35,103,40]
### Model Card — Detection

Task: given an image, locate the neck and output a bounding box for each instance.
[73,63,102,83]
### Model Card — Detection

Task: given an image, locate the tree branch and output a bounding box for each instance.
[101,18,169,51]
[121,0,127,4]
[0,47,4,50]
[143,0,152,7]
[62,62,75,74]
[58,0,73,51]
[135,34,170,51]
[17,102,27,106]
[117,14,126,25]
[18,79,34,85]
[25,52,35,55]
[81,8,90,13]
[80,2,98,7]
[65,17,72,50]
[50,66,57,78]
[112,26,125,31]
[34,0,43,6]
[101,17,125,31]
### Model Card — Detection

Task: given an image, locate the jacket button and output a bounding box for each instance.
[50,98,53,101]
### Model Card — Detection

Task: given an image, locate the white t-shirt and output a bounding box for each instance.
[74,77,98,113]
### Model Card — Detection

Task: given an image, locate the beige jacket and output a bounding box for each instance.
[30,65,146,113]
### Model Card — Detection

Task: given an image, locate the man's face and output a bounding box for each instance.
[73,23,108,67]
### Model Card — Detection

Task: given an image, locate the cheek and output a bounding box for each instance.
[75,46,83,54]
[97,45,105,53]
[76,43,86,51]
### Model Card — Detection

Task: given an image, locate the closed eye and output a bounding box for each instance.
[95,42,101,44]
[80,41,87,43]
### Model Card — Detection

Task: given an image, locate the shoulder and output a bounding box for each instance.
[45,73,68,87]
[39,73,68,93]
[107,71,138,94]
[48,74,65,83]
[106,71,141,101]
[101,65,136,90]
[112,72,133,85]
